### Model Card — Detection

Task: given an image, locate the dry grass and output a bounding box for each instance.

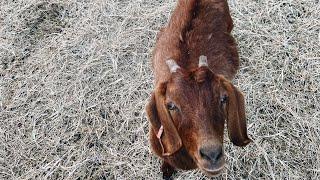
[0,0,319,179]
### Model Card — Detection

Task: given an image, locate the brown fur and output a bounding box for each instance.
[146,0,251,178]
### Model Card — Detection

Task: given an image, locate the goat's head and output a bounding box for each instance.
[146,56,251,176]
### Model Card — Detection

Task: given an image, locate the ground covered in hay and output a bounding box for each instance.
[0,0,319,179]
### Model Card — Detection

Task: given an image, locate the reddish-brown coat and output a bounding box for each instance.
[146,0,251,179]
[153,0,238,84]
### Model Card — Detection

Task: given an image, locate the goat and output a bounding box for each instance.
[146,0,251,179]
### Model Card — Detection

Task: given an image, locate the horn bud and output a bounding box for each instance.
[166,59,180,73]
[199,55,208,67]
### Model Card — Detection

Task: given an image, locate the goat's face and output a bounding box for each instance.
[166,68,226,175]
[146,58,251,176]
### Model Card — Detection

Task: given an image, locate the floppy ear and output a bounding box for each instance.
[223,81,251,146]
[146,84,182,156]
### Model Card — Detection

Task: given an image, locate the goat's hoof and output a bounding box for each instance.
[161,161,176,180]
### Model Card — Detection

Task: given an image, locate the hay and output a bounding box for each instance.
[0,0,319,179]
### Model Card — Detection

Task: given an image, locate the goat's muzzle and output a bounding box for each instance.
[197,144,225,176]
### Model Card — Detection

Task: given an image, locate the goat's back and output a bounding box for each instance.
[152,0,239,83]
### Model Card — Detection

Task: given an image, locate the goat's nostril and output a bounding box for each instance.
[199,146,223,162]
[200,148,211,161]
[214,147,223,161]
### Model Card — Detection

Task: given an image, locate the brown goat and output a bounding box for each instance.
[146,0,251,179]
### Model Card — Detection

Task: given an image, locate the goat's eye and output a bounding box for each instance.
[167,102,178,111]
[220,95,228,104]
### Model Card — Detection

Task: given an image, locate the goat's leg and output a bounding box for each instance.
[161,161,176,180]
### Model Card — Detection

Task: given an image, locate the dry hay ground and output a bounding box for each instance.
[0,0,319,179]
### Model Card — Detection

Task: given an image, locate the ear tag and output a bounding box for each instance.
[156,125,169,156]
[157,125,164,139]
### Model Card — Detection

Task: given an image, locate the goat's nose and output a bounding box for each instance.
[199,146,223,163]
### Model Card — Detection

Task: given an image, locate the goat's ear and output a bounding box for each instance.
[146,84,182,156]
[223,81,251,147]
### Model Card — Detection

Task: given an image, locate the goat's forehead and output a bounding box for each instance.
[166,75,224,100]
[167,78,196,91]
[167,79,213,98]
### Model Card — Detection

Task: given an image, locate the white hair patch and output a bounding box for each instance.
[166,59,180,73]
[199,55,208,67]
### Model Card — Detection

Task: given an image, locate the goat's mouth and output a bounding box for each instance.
[200,164,225,177]
[196,156,225,177]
